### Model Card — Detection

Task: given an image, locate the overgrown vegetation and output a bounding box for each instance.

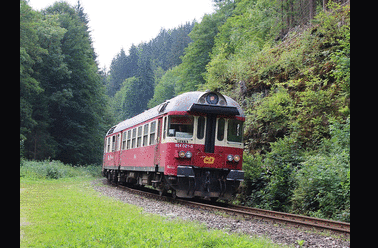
[227,2,350,222]
[21,174,286,247]
[20,159,101,179]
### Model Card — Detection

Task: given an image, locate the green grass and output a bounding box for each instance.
[20,162,287,247]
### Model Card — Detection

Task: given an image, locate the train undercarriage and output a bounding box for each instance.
[102,166,243,201]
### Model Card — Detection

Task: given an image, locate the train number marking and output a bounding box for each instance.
[174,143,193,148]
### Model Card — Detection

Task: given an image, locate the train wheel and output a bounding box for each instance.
[159,188,167,196]
[172,190,177,199]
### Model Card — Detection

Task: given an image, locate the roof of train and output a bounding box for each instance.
[107,91,245,135]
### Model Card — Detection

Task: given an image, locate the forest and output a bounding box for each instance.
[20,0,349,222]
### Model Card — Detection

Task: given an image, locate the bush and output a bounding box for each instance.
[20,160,102,179]
[291,118,350,222]
[243,135,302,212]
[260,135,303,212]
[238,152,269,206]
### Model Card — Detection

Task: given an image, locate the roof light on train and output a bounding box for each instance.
[206,93,219,104]
[227,154,234,162]
[179,151,186,158]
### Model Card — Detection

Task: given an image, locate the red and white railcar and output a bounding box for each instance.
[102,91,245,200]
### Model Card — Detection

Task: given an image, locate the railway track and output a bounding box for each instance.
[105,180,350,237]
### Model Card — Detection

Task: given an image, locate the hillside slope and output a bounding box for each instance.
[200,1,350,221]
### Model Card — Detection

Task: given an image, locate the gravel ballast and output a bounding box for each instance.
[92,179,349,247]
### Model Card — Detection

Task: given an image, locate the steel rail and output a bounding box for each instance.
[104,180,350,236]
[225,204,350,234]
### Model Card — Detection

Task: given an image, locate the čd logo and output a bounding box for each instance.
[204,156,215,164]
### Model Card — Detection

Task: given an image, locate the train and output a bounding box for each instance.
[102,90,245,201]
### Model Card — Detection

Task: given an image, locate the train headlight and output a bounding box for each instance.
[233,154,241,162]
[179,151,186,158]
[185,151,192,158]
[227,154,234,162]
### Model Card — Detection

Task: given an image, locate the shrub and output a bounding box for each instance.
[291,118,350,222]
[243,135,302,212]
[20,160,102,179]
[239,152,269,206]
[261,135,303,211]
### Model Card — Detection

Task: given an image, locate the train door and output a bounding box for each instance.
[204,114,216,153]
[153,118,162,170]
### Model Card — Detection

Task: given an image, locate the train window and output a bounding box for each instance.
[137,126,142,147]
[122,132,127,150]
[197,116,205,139]
[116,134,121,151]
[107,137,111,152]
[111,136,116,152]
[126,130,131,149]
[132,128,136,148]
[227,119,243,143]
[217,118,225,141]
[143,123,149,146]
[149,121,156,145]
[168,115,193,138]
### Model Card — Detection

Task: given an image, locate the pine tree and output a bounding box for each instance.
[21,1,113,164]
[20,0,46,143]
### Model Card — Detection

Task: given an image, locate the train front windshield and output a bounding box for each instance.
[168,116,194,138]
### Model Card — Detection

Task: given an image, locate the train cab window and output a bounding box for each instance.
[132,128,136,148]
[168,115,194,139]
[137,126,142,147]
[163,116,167,140]
[149,121,156,145]
[197,116,205,139]
[217,118,225,141]
[227,119,243,143]
[143,123,149,146]
[126,130,131,149]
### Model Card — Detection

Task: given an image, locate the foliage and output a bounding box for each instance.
[20,1,113,164]
[20,160,101,180]
[175,4,234,93]
[147,66,181,108]
[110,77,140,123]
[20,177,286,247]
[205,1,350,220]
[242,135,303,212]
[204,0,282,90]
[292,118,350,222]
[106,22,195,119]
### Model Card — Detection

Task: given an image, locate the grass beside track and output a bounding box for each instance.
[20,176,288,247]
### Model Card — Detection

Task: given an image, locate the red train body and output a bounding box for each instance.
[102,91,245,200]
